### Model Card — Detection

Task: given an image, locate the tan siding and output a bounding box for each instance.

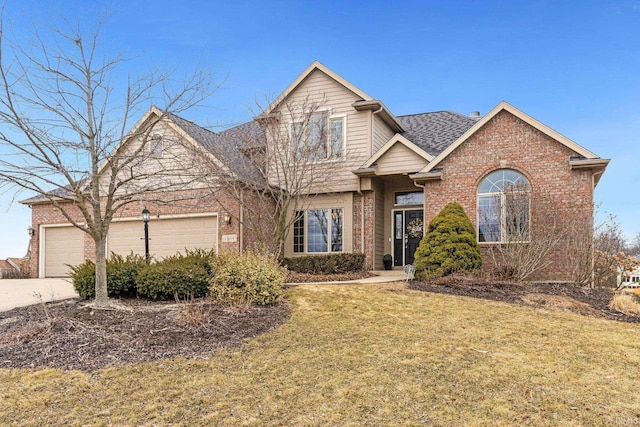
[372,115,395,153]
[97,121,210,195]
[284,193,353,258]
[375,143,429,175]
[272,69,371,194]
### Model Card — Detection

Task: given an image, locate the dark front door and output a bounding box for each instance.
[393,209,424,266]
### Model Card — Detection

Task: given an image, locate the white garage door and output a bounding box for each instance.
[44,226,85,277]
[107,215,217,260]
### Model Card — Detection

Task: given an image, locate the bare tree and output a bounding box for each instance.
[0,16,215,308]
[194,96,338,256]
[482,183,565,281]
[565,210,626,287]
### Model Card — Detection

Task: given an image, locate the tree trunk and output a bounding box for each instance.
[94,237,109,308]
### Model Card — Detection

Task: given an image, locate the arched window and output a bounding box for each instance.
[477,169,530,243]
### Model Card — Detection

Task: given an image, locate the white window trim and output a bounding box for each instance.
[288,110,346,163]
[294,208,344,254]
[477,191,531,244]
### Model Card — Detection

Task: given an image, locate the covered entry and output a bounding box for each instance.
[393,208,424,266]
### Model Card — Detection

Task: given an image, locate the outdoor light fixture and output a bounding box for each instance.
[141,207,150,260]
[27,226,35,237]
[224,212,231,225]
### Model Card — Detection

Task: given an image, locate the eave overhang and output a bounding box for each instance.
[409,170,443,184]
[352,167,377,177]
[352,100,404,133]
[569,158,610,170]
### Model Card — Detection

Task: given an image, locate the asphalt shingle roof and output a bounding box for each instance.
[168,114,265,183]
[396,111,478,157]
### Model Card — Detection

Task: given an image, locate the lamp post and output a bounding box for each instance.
[141,207,150,260]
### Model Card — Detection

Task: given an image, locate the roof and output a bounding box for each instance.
[169,114,265,183]
[0,260,14,270]
[396,111,478,157]
[417,101,604,175]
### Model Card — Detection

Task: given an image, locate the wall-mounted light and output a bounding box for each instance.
[223,212,231,225]
[27,226,35,237]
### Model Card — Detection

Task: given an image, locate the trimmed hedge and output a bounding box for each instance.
[136,249,216,300]
[413,202,482,279]
[69,253,147,300]
[210,252,285,305]
[282,253,366,274]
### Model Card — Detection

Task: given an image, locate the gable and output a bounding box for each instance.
[263,61,372,116]
[416,101,603,176]
[374,142,430,175]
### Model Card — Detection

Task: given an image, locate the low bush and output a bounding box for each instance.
[136,249,215,300]
[210,252,285,305]
[69,253,147,300]
[282,253,366,274]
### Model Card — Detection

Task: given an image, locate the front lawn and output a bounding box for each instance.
[1,284,639,425]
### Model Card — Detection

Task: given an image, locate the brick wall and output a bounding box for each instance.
[352,191,375,270]
[27,187,266,277]
[422,110,595,281]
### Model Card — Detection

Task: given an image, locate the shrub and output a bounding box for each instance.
[414,202,482,279]
[282,253,366,274]
[136,249,215,300]
[69,253,147,300]
[210,252,285,305]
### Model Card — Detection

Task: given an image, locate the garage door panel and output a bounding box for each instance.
[44,226,84,277]
[108,216,217,260]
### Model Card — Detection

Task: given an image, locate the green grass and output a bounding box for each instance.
[2,283,639,426]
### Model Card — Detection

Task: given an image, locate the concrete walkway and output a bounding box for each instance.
[286,269,408,286]
[0,278,78,312]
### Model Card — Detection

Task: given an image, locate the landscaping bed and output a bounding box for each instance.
[0,298,290,372]
[409,275,639,323]
[285,270,374,283]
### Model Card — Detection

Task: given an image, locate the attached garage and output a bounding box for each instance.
[107,215,218,260]
[42,226,85,277]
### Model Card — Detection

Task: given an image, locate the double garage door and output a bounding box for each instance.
[42,215,218,277]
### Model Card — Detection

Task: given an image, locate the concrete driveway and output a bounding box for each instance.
[0,278,78,312]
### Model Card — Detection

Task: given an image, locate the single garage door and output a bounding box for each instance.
[107,215,217,260]
[44,226,85,277]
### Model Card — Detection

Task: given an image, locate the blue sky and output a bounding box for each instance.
[0,0,638,258]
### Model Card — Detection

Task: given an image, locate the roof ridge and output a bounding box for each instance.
[396,110,463,118]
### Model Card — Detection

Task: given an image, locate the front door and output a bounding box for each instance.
[393,209,424,266]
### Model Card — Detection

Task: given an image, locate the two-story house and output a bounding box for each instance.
[23,61,608,280]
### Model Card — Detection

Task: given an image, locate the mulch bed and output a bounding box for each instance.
[285,271,374,283]
[409,275,640,323]
[0,298,290,372]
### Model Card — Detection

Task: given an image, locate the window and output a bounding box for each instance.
[477,169,530,243]
[293,208,343,253]
[293,211,304,253]
[149,133,163,158]
[395,191,423,206]
[293,113,343,161]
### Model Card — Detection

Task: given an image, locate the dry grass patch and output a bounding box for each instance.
[522,293,606,318]
[610,292,640,316]
[1,284,640,426]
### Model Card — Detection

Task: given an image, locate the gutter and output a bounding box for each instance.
[352,100,404,133]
